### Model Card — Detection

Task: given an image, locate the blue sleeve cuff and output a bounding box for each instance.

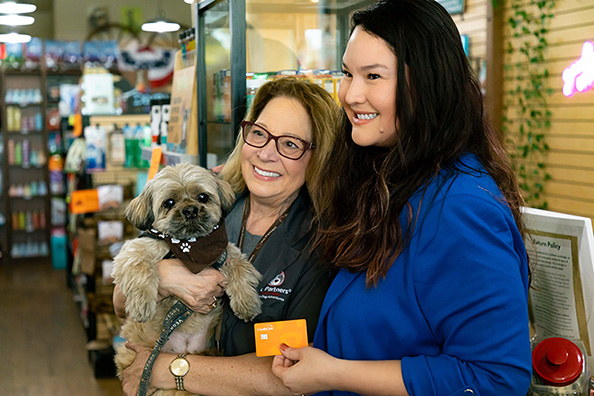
[402,354,474,396]
[401,354,531,396]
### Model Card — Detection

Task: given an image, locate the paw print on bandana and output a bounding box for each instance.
[180,242,191,253]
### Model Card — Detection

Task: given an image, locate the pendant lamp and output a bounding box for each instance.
[0,31,31,43]
[142,0,180,33]
[0,14,34,25]
[0,1,36,14]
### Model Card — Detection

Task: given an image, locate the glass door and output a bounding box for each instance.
[197,0,374,167]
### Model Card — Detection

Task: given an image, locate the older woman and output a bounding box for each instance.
[114,77,340,396]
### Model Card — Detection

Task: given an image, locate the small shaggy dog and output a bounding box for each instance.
[112,163,262,395]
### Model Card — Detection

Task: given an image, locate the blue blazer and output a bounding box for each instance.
[313,154,532,396]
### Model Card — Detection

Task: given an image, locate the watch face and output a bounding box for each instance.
[170,357,190,376]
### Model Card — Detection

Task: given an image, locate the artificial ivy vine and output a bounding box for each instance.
[498,0,556,209]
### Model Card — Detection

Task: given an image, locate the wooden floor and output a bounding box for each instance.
[0,259,122,396]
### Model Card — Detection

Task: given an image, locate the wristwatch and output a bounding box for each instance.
[169,352,190,391]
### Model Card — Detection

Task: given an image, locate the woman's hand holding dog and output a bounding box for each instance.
[158,258,228,314]
[121,342,159,396]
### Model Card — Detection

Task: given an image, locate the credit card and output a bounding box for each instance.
[254,319,308,357]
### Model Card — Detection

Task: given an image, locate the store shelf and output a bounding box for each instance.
[8,164,46,169]
[5,103,42,109]
[0,67,75,263]
[140,146,199,165]
[8,130,45,135]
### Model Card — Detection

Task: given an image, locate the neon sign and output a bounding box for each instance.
[562,41,594,97]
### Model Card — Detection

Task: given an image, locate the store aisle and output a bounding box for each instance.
[0,260,122,396]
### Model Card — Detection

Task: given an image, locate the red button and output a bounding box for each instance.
[532,337,583,386]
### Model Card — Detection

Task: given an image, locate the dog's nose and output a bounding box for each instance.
[182,206,199,219]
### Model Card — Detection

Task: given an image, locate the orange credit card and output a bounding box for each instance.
[254,319,308,357]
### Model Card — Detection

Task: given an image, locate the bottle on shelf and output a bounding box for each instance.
[133,123,143,168]
[123,123,135,168]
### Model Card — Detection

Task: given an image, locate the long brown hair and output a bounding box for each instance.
[314,0,526,287]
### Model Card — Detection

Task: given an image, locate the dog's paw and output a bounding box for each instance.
[114,344,136,380]
[221,247,263,322]
[125,288,158,322]
[127,300,157,323]
[229,289,262,322]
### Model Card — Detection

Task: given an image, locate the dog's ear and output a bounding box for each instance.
[215,176,236,218]
[125,181,155,230]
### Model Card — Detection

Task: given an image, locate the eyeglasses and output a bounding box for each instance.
[241,121,315,160]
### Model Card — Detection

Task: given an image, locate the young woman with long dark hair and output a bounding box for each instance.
[272,1,532,395]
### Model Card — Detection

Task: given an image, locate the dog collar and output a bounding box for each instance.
[145,221,228,274]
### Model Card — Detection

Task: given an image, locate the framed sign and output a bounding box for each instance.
[522,207,594,366]
[437,0,465,15]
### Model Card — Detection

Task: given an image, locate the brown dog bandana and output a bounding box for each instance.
[146,222,228,274]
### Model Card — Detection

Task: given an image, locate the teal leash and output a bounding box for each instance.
[137,300,194,396]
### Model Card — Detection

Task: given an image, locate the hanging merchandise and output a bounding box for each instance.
[82,72,115,115]
[133,123,143,168]
[160,99,170,147]
[141,124,152,168]
[59,84,81,117]
[109,127,125,166]
[84,125,106,172]
[123,123,135,168]
[150,99,162,146]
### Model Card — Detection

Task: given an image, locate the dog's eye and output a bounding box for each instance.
[198,193,209,203]
[162,199,175,209]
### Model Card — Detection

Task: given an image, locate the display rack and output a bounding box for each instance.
[66,113,149,377]
[0,68,51,263]
[0,65,86,265]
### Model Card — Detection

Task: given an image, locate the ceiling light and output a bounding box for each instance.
[0,32,31,43]
[142,1,180,33]
[0,14,34,25]
[0,2,36,14]
[184,0,193,3]
[141,19,180,33]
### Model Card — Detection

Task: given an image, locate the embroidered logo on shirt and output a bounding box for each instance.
[268,271,285,287]
[260,271,292,302]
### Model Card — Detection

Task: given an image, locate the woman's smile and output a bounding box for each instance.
[253,165,280,179]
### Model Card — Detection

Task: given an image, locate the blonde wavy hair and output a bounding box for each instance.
[220,77,340,216]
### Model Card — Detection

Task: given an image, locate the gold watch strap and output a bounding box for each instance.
[174,353,188,391]
[175,375,185,391]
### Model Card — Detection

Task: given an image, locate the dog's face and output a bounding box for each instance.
[125,163,235,240]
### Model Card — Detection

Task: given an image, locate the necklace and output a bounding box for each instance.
[237,196,290,263]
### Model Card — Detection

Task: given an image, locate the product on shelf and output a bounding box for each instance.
[84,125,107,172]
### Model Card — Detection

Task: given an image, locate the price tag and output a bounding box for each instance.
[148,147,163,181]
[70,189,99,214]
